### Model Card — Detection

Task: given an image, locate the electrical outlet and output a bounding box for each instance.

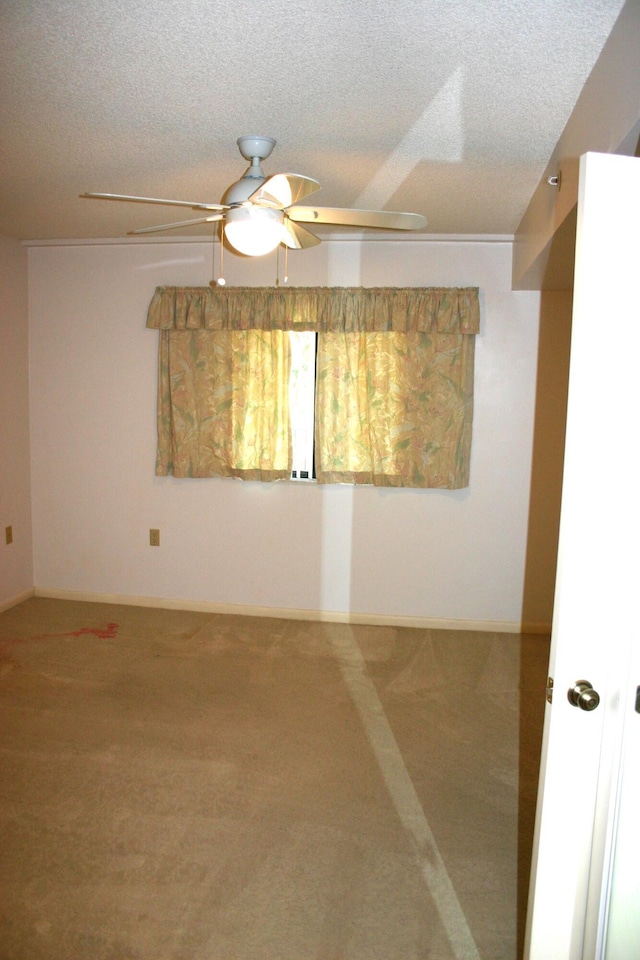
[149,528,160,547]
[5,526,12,545]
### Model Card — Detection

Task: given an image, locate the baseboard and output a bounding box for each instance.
[33,587,550,634]
[0,587,35,614]
[520,620,553,636]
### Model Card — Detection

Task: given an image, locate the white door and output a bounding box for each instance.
[602,629,640,959]
[524,151,640,960]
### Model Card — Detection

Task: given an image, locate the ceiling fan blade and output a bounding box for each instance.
[248,174,321,210]
[282,218,321,250]
[81,192,226,211]
[127,214,225,235]
[287,206,427,231]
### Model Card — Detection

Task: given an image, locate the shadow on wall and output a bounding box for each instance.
[521,287,573,632]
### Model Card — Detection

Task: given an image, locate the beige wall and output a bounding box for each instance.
[0,236,33,608]
[24,235,558,630]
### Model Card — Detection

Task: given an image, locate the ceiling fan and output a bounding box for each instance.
[81,135,427,257]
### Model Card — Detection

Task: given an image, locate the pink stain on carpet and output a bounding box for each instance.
[66,623,119,639]
[0,623,120,656]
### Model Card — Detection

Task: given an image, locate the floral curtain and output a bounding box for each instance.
[155,329,291,480]
[147,286,480,488]
[315,330,474,488]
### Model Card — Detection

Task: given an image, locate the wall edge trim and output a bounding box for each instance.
[0,588,35,614]
[33,588,550,635]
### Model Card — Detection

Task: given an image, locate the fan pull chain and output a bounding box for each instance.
[216,230,226,286]
[275,244,289,287]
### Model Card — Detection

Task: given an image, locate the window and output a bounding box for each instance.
[147,286,479,489]
[289,331,317,480]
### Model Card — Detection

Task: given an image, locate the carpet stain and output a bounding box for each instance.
[66,623,119,640]
[0,622,120,657]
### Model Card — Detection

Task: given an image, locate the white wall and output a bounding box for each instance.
[0,236,34,608]
[27,236,542,629]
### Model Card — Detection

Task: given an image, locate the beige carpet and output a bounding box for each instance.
[0,598,549,960]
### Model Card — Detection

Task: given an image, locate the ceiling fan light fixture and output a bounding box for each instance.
[224,206,285,257]
[82,136,427,249]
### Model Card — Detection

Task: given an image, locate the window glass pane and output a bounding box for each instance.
[289,331,316,478]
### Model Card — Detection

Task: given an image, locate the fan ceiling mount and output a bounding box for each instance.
[81,136,427,256]
[236,134,276,162]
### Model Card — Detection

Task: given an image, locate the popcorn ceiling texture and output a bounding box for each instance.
[0,0,627,240]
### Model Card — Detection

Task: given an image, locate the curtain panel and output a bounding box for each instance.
[147,286,479,488]
[315,330,475,488]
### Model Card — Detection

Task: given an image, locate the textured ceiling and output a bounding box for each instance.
[0,0,628,241]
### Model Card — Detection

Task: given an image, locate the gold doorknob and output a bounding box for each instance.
[567,680,600,712]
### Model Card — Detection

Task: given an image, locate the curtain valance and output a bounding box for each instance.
[146,285,479,334]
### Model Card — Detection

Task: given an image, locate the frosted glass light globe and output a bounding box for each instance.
[224,206,285,256]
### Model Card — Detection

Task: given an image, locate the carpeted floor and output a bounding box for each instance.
[0,598,549,960]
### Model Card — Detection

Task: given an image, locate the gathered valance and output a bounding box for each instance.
[146,285,479,334]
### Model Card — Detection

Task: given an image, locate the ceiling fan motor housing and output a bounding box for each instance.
[223,174,266,205]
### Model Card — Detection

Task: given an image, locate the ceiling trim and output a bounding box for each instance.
[22,233,514,249]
